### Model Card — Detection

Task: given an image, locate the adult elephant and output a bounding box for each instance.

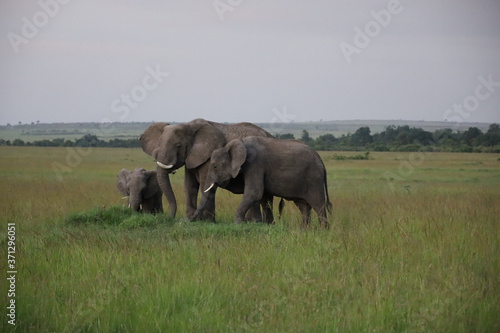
[116,168,163,214]
[203,137,332,227]
[140,118,275,222]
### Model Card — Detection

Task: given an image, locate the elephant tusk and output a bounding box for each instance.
[157,161,174,169]
[204,183,215,193]
[122,196,129,200]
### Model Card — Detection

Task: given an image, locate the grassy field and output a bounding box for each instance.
[1,147,499,332]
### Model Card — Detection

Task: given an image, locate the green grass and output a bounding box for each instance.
[1,147,499,332]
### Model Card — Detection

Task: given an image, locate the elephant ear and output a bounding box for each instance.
[143,170,160,198]
[185,122,226,169]
[117,168,131,196]
[227,139,247,178]
[140,122,169,157]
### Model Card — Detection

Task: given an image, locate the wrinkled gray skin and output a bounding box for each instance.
[203,137,332,227]
[140,118,275,222]
[117,168,163,214]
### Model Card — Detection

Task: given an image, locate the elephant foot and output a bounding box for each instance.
[189,210,202,221]
[189,211,216,223]
[234,217,245,224]
[203,213,216,223]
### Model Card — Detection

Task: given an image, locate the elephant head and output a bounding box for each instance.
[116,168,163,213]
[204,139,247,192]
[140,119,227,217]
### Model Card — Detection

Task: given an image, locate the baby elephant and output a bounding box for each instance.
[117,168,163,214]
[204,137,332,227]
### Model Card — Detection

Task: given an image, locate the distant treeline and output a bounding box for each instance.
[279,123,500,153]
[0,135,140,148]
[1,124,500,152]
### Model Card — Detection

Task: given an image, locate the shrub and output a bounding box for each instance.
[65,206,172,229]
[332,152,370,160]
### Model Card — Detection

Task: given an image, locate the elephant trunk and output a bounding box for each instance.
[157,166,177,218]
[129,195,141,212]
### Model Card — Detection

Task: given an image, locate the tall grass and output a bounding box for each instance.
[1,147,499,332]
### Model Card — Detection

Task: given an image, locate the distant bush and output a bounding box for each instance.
[12,139,25,146]
[332,152,370,160]
[275,133,295,140]
[394,144,423,152]
[3,134,141,148]
[300,123,500,153]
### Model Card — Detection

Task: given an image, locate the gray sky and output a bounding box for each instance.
[1,0,499,125]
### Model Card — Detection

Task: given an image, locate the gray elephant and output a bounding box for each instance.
[116,168,163,214]
[203,137,332,227]
[140,118,275,222]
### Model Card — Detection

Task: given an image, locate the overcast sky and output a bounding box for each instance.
[1,0,499,125]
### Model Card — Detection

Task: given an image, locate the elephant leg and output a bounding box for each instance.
[236,187,263,224]
[309,195,330,229]
[155,194,164,214]
[317,206,330,229]
[236,198,260,223]
[261,194,274,224]
[198,164,216,222]
[236,171,264,223]
[245,202,262,222]
[141,199,152,214]
[260,193,274,224]
[185,170,200,219]
[200,192,216,221]
[278,198,285,219]
[143,194,163,215]
[188,165,216,222]
[192,187,216,222]
[294,200,311,226]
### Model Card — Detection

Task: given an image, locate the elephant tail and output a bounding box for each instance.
[323,167,333,214]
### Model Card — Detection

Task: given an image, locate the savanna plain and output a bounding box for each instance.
[0,146,499,332]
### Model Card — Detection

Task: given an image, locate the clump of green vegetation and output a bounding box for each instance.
[65,206,173,229]
[119,214,164,229]
[332,151,370,160]
[65,206,133,226]
[64,205,275,235]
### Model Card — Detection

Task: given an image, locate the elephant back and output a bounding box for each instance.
[208,121,273,142]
